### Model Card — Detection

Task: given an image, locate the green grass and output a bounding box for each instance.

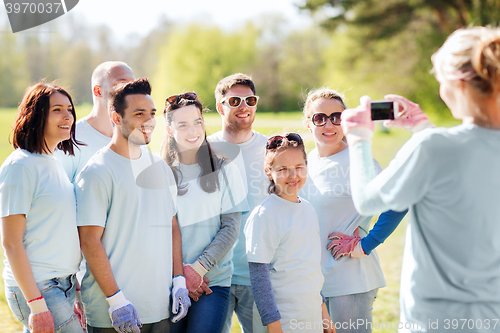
[0,107,459,332]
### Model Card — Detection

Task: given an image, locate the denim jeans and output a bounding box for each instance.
[5,274,84,333]
[326,288,379,333]
[222,284,254,333]
[87,318,170,333]
[171,286,230,333]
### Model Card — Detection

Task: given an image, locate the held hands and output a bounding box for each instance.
[327,228,366,260]
[27,296,54,333]
[171,276,191,323]
[73,288,87,331]
[183,261,212,301]
[106,290,142,333]
[383,94,435,132]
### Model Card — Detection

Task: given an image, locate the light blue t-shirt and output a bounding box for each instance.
[176,160,249,287]
[55,118,110,182]
[208,131,269,285]
[300,147,386,297]
[0,149,81,286]
[371,124,500,327]
[75,146,177,327]
[245,194,324,332]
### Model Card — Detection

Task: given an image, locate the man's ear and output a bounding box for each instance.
[93,85,102,97]
[111,111,121,126]
[216,103,224,116]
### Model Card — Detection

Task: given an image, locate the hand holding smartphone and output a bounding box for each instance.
[370,100,399,121]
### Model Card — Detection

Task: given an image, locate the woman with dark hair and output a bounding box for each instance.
[162,92,248,333]
[0,81,85,333]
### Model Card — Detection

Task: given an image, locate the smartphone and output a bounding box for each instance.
[371,100,398,121]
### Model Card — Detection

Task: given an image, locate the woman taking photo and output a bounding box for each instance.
[341,26,500,332]
[162,92,248,333]
[0,82,85,333]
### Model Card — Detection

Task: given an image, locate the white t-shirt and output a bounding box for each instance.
[54,118,110,182]
[208,130,269,285]
[75,146,177,327]
[245,194,324,332]
[0,149,81,286]
[371,124,500,328]
[300,147,386,297]
[176,161,248,287]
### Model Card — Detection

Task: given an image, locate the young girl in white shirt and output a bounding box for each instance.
[245,133,334,333]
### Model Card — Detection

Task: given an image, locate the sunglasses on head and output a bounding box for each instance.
[266,133,303,150]
[220,95,259,108]
[165,92,197,107]
[310,112,342,127]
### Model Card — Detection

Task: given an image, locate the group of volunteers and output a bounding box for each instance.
[1,25,500,333]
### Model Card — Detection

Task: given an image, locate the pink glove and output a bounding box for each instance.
[327,228,366,260]
[74,289,87,331]
[188,276,212,302]
[383,94,435,132]
[341,96,374,145]
[183,261,208,293]
[27,296,55,333]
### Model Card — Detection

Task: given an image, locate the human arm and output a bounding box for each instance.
[1,214,54,333]
[248,262,282,331]
[322,302,334,333]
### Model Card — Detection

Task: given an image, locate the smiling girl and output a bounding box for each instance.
[0,82,85,333]
[244,133,333,333]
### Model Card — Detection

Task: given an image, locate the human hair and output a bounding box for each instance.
[431,27,500,95]
[215,73,256,103]
[109,78,152,117]
[91,61,130,100]
[264,135,307,194]
[161,96,225,195]
[303,87,347,119]
[12,81,81,155]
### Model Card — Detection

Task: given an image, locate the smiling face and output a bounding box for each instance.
[218,84,256,132]
[306,97,348,157]
[266,148,307,203]
[43,92,74,152]
[116,94,156,146]
[167,104,205,153]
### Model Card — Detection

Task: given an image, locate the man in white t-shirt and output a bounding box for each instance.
[75,78,189,333]
[208,73,269,333]
[55,61,135,182]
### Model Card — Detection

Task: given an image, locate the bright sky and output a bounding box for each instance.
[1,0,314,38]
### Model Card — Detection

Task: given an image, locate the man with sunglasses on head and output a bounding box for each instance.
[208,73,270,333]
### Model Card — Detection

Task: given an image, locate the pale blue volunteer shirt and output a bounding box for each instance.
[368,124,500,325]
[176,161,249,287]
[208,131,269,285]
[0,149,81,286]
[75,146,177,327]
[55,119,110,182]
[300,147,386,297]
[245,194,324,332]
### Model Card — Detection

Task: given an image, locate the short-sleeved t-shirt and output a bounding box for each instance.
[75,146,177,327]
[208,131,269,285]
[371,124,500,324]
[54,119,110,182]
[176,161,249,287]
[0,149,81,286]
[245,194,324,332]
[300,147,386,297]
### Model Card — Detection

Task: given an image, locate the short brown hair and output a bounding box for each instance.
[12,81,80,155]
[214,73,256,103]
[109,78,152,117]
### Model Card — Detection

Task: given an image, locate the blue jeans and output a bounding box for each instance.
[171,286,230,333]
[222,284,253,333]
[87,318,170,333]
[5,274,84,333]
[326,288,379,333]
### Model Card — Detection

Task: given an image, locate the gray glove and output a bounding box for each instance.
[171,276,191,323]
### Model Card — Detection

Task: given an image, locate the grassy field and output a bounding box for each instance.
[0,106,460,332]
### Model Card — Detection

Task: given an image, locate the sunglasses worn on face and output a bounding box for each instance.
[266,133,303,150]
[165,92,197,106]
[220,95,259,108]
[310,112,342,126]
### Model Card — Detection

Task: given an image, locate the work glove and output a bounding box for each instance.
[106,290,142,333]
[183,261,208,293]
[341,96,374,145]
[383,94,435,133]
[189,276,212,302]
[27,296,55,333]
[73,288,87,331]
[327,228,366,260]
[171,276,191,323]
